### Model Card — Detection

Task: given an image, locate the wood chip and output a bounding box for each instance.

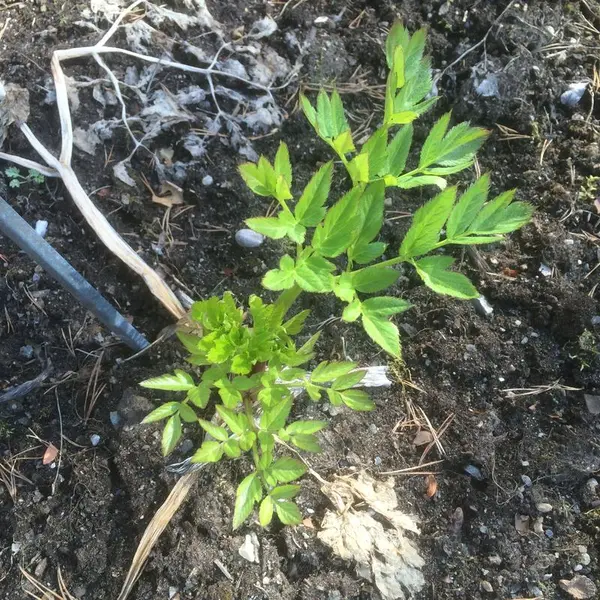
[559,575,598,599]
[425,474,437,498]
[42,443,58,465]
[412,430,433,446]
[151,181,184,207]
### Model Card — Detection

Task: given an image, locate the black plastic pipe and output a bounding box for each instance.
[0,196,149,352]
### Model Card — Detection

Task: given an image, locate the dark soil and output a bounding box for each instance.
[1,1,600,599]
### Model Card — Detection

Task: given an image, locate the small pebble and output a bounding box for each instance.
[537,502,553,513]
[19,345,34,359]
[591,316,600,326]
[202,175,213,186]
[488,554,502,566]
[581,553,591,566]
[179,439,194,454]
[35,220,48,237]
[560,82,587,107]
[480,580,494,593]
[539,263,552,277]
[109,411,121,428]
[374,456,382,466]
[465,344,477,353]
[235,228,264,248]
[545,529,554,538]
[521,475,532,487]
[472,295,493,317]
[90,434,101,446]
[574,564,583,572]
[464,464,484,480]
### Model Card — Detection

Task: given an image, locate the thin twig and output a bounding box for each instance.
[380,460,444,475]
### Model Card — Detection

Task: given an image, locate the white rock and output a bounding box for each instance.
[202,175,213,186]
[536,502,553,513]
[238,533,259,563]
[90,434,101,446]
[235,228,264,248]
[35,220,48,238]
[561,82,588,107]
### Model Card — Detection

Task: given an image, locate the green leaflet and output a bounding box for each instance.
[399,186,456,259]
[269,457,306,483]
[361,296,412,319]
[339,389,375,411]
[311,361,356,383]
[419,113,488,169]
[349,181,386,257]
[140,370,194,391]
[162,414,181,455]
[362,315,401,357]
[387,124,413,177]
[312,187,362,257]
[142,402,180,423]
[274,142,292,188]
[445,174,490,238]
[414,255,478,299]
[274,500,302,525]
[468,190,534,235]
[233,473,262,529]
[353,266,400,293]
[294,162,333,226]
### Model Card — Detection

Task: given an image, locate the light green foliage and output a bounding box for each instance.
[240,22,532,356]
[142,23,533,531]
[141,293,372,528]
[4,167,45,188]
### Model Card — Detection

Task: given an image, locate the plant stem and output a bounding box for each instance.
[351,255,407,274]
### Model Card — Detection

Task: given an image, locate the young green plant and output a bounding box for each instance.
[4,166,45,188]
[141,22,533,529]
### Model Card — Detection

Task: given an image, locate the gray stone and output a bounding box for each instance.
[235,228,264,248]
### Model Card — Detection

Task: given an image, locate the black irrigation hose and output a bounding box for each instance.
[0,196,149,352]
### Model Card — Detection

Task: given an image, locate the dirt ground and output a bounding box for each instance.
[1,0,600,598]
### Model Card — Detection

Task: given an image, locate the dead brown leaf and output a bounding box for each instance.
[151,181,184,207]
[318,471,424,600]
[141,174,184,208]
[559,575,598,599]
